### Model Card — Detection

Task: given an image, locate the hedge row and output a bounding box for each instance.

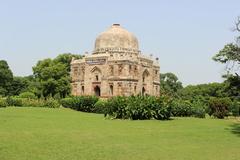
[2,95,239,119]
[0,97,60,108]
[60,96,172,120]
[60,96,240,119]
[60,96,99,112]
[172,97,240,118]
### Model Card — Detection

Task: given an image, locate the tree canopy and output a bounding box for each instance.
[32,53,81,98]
[213,43,240,75]
[0,60,13,96]
[178,83,226,101]
[54,53,82,72]
[8,76,30,96]
[213,17,240,76]
[160,72,183,97]
[212,17,240,100]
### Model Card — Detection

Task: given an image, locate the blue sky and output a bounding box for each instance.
[0,0,239,85]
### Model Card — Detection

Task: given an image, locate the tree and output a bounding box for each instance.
[178,83,226,103]
[25,75,43,98]
[208,97,232,119]
[223,74,240,99]
[33,59,70,98]
[160,72,183,96]
[0,60,13,96]
[8,76,30,96]
[213,43,240,76]
[213,17,240,75]
[54,53,81,72]
[213,17,240,100]
[32,53,80,98]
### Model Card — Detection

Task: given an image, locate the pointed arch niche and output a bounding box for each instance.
[91,66,102,82]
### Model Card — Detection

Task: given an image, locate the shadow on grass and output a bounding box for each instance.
[228,123,240,137]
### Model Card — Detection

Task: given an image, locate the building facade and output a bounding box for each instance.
[70,24,160,98]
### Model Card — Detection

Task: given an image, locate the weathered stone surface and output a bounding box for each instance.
[71,24,160,98]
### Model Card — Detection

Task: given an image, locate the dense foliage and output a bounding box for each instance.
[0,98,7,108]
[7,77,29,96]
[160,72,183,97]
[6,96,23,106]
[93,100,108,114]
[33,58,71,98]
[208,97,232,119]
[4,96,60,108]
[32,53,81,98]
[0,60,13,96]
[229,100,240,116]
[171,100,194,117]
[60,96,99,112]
[61,95,172,120]
[223,75,240,100]
[104,96,172,120]
[178,83,226,100]
[19,92,37,99]
[171,99,206,118]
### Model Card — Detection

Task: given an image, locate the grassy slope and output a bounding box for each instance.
[0,107,239,160]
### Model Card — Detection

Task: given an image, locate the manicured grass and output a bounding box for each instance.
[0,107,239,160]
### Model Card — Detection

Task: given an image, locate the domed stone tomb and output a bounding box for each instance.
[71,24,160,97]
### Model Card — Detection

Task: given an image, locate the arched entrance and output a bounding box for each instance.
[110,85,113,96]
[94,86,101,97]
[142,69,150,83]
[142,87,146,96]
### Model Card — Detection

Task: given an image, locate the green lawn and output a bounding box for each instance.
[0,107,239,160]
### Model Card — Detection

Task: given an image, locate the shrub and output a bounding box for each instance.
[229,100,240,117]
[104,95,172,120]
[6,97,60,108]
[60,96,99,112]
[126,96,152,120]
[191,101,206,118]
[151,96,172,120]
[61,96,81,110]
[21,98,45,107]
[44,98,60,108]
[104,96,128,119]
[93,100,107,114]
[53,93,61,101]
[6,96,23,106]
[208,97,232,119]
[19,92,37,99]
[171,99,194,117]
[0,98,7,108]
[78,96,99,112]
[60,97,73,108]
[171,99,206,118]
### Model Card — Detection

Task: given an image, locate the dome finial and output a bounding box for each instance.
[112,24,120,27]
